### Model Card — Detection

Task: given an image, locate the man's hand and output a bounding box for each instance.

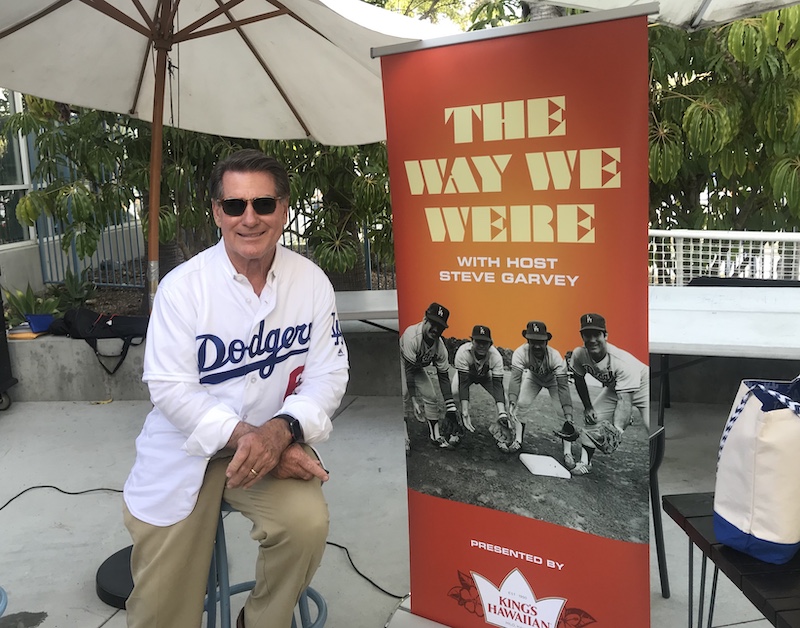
[507,401,518,423]
[225,420,293,489]
[411,397,425,422]
[462,408,475,433]
[584,407,598,426]
[270,444,329,482]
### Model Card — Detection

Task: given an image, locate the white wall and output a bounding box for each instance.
[0,241,43,293]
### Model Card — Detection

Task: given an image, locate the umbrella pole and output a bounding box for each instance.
[147,44,168,309]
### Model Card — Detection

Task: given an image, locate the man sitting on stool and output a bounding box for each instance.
[122,150,349,628]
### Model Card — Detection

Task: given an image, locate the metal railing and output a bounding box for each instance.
[38,203,397,290]
[649,229,800,286]
[37,205,146,288]
[45,220,800,290]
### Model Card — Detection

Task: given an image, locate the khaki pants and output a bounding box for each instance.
[124,451,329,628]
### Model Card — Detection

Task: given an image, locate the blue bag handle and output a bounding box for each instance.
[718,378,800,463]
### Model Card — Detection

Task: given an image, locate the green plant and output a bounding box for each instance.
[2,283,61,327]
[261,140,393,287]
[4,98,258,263]
[54,268,96,310]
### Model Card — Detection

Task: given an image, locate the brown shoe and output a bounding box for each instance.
[236,608,245,628]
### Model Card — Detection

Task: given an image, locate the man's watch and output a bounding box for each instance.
[274,414,304,444]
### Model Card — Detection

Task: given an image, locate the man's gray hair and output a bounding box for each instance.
[209,149,290,201]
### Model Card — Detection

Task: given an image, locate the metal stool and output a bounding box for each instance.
[95,504,327,627]
[205,501,327,628]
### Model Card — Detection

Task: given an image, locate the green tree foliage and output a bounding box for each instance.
[3,94,393,282]
[262,140,393,285]
[4,96,256,262]
[649,7,800,229]
[14,1,800,286]
[378,0,469,27]
[467,2,800,230]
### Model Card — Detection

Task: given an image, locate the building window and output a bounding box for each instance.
[0,89,32,244]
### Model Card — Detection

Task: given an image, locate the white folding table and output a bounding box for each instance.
[335,289,398,332]
[649,285,800,424]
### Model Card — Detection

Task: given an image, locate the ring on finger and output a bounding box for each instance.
[250,468,258,476]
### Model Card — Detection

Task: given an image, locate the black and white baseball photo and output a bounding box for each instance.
[402,304,650,543]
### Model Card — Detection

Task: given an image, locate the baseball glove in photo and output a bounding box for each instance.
[441,409,465,443]
[584,421,622,454]
[489,418,515,451]
[553,420,580,442]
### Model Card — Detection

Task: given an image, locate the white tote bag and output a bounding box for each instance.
[713,377,800,564]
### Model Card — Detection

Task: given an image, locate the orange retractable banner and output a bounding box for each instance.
[381,13,650,628]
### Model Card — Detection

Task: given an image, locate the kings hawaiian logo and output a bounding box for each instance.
[197,319,312,384]
[449,568,595,628]
[471,569,565,628]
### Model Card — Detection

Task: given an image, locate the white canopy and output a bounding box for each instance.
[546,0,800,30]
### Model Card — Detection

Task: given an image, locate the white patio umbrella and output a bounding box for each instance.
[0,0,451,294]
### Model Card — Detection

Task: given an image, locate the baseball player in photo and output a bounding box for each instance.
[399,302,459,449]
[503,321,574,455]
[557,312,648,475]
[451,325,509,441]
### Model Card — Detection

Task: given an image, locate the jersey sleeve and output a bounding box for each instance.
[569,347,588,377]
[610,352,641,393]
[510,344,527,372]
[434,339,450,372]
[549,346,568,376]
[489,347,505,377]
[277,272,349,444]
[454,344,471,371]
[399,324,420,366]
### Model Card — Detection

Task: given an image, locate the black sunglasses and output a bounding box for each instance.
[219,196,283,216]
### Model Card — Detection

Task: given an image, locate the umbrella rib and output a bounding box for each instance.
[264,0,328,39]
[131,0,156,31]
[211,0,313,138]
[174,10,288,42]
[129,37,154,115]
[173,0,248,40]
[165,0,180,30]
[79,0,152,37]
[126,0,164,117]
[0,0,73,41]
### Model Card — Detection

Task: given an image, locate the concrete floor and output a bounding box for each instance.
[0,396,774,627]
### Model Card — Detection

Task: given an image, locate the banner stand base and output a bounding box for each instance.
[385,596,451,628]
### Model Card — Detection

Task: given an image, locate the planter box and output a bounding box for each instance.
[7,336,148,402]
[5,323,401,402]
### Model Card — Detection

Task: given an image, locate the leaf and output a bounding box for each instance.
[2,282,61,325]
[770,156,800,212]
[774,5,800,52]
[649,121,683,183]
[457,570,473,588]
[15,191,54,226]
[727,20,767,69]
[558,607,597,627]
[682,97,733,154]
[447,586,464,602]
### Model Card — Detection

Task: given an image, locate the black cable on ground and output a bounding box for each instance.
[0,485,122,512]
[326,541,406,599]
[0,485,407,602]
